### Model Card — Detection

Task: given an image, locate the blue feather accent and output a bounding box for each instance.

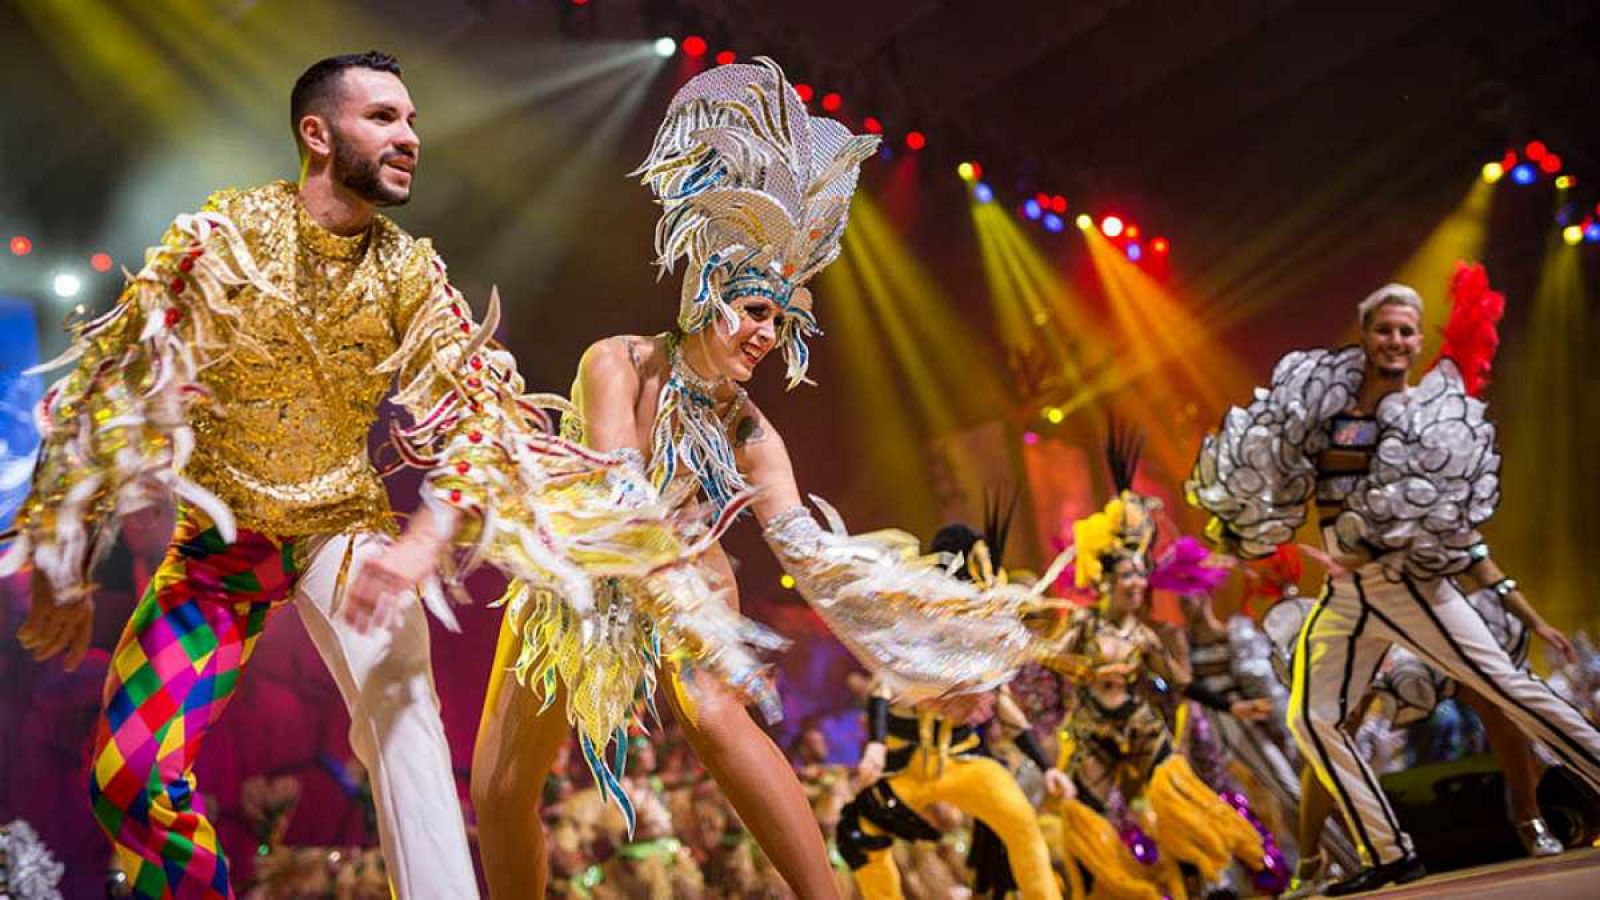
[581,734,637,836]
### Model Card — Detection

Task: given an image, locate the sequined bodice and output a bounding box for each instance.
[182,182,436,535]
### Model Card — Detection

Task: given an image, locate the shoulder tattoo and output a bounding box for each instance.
[734,413,768,448]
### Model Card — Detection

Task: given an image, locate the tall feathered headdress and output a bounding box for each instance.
[1072,421,1162,588]
[632,57,881,388]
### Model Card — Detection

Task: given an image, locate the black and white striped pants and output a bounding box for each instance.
[1286,566,1600,866]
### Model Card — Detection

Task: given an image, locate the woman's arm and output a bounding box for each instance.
[574,336,646,454]
[730,401,802,523]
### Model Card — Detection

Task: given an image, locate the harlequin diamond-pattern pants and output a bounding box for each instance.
[87,516,476,899]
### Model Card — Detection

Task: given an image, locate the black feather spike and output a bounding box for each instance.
[981,486,1021,572]
[1104,416,1144,495]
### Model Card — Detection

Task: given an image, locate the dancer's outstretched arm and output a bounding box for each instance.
[14,203,261,664]
[1462,546,1575,663]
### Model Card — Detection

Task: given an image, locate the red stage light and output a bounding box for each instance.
[1050,195,1066,214]
[91,252,113,272]
[681,35,708,58]
[9,235,30,256]
[904,131,926,151]
[1525,140,1547,161]
[715,50,736,66]
[794,83,814,103]
[821,92,842,112]
[1540,153,1562,174]
[967,161,983,180]
[1125,224,1140,239]
[1501,150,1518,170]
[570,0,590,6]
[1035,192,1051,208]
[862,116,883,134]
[1151,237,1169,254]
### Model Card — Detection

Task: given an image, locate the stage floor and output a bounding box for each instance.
[1345,846,1600,898]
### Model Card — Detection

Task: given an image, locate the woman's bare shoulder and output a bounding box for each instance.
[581,334,666,378]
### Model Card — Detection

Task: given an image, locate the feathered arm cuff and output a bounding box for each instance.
[762,497,1066,702]
[1,205,270,601]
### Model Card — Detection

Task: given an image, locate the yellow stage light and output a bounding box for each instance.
[1563,225,1583,246]
[1481,162,1504,184]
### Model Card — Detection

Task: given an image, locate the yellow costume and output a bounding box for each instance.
[843,696,1062,900]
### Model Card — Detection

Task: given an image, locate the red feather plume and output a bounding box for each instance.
[1433,261,1505,399]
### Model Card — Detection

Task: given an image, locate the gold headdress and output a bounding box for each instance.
[632,57,881,388]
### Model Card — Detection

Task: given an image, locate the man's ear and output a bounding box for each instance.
[298,113,334,159]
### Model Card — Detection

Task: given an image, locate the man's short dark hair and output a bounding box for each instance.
[290,51,403,151]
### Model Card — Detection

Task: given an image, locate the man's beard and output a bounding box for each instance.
[332,133,411,207]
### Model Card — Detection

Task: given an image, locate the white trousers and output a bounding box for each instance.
[1286,564,1600,867]
[293,532,478,898]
